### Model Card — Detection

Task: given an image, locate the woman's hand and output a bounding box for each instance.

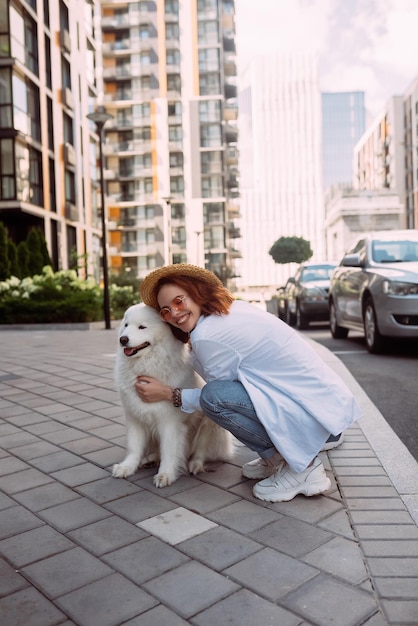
[135,376,173,403]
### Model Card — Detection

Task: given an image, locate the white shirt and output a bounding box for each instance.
[182,300,362,472]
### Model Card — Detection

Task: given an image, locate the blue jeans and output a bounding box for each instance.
[200,380,277,460]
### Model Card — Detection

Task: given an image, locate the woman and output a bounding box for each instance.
[136,264,362,503]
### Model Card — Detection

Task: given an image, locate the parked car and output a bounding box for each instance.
[329,230,418,353]
[280,262,337,329]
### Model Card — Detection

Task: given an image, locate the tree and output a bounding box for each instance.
[0,221,9,280]
[7,240,19,277]
[269,236,313,265]
[17,241,30,278]
[27,228,45,274]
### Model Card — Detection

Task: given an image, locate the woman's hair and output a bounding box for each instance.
[155,275,234,342]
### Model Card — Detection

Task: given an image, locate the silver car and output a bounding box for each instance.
[329,230,418,353]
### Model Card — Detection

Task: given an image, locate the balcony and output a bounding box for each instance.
[63,143,76,167]
[61,87,74,109]
[59,29,71,53]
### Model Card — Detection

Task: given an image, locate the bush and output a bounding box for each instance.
[0,266,103,324]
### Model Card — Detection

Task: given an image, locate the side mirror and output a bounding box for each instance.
[342,253,363,268]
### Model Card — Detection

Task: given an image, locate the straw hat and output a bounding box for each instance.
[140,264,223,308]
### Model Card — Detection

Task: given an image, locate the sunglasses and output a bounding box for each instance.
[159,295,188,322]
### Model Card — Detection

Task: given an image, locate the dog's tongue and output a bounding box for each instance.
[124,347,138,357]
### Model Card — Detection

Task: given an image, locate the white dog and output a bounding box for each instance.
[112,303,234,487]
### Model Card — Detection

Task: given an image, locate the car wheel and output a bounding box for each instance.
[329,300,349,339]
[285,305,296,327]
[296,304,309,330]
[363,297,386,353]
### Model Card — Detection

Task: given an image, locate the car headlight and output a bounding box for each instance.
[382,280,418,295]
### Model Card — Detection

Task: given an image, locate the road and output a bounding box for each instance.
[302,325,418,463]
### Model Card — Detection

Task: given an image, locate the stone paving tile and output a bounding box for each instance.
[83,446,124,467]
[24,420,68,435]
[249,515,333,558]
[37,496,112,532]
[104,490,177,524]
[0,468,53,494]
[102,536,190,584]
[381,600,418,625]
[318,508,357,540]
[361,539,418,557]
[0,431,39,449]
[0,524,74,567]
[142,560,240,619]
[122,604,190,626]
[0,586,67,625]
[135,471,203,495]
[169,482,241,514]
[60,435,112,455]
[56,572,158,626]
[207,498,282,533]
[138,507,218,545]
[41,427,89,444]
[70,416,115,431]
[374,577,418,599]
[282,573,379,626]
[350,509,415,524]
[51,462,110,486]
[264,491,344,524]
[347,498,409,511]
[75,475,142,503]
[67,517,148,556]
[368,557,418,576]
[192,588,302,626]
[303,535,369,584]
[177,525,262,571]
[12,481,80,511]
[0,557,29,596]
[10,440,61,461]
[224,546,318,601]
[355,524,418,539]
[30,450,85,473]
[21,546,113,599]
[0,455,30,475]
[0,492,15,511]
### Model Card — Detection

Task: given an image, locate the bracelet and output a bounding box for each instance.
[172,387,182,408]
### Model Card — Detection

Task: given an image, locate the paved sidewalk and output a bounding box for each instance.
[0,326,417,626]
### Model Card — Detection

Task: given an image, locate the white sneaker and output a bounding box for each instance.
[322,433,344,450]
[242,451,284,479]
[252,457,331,503]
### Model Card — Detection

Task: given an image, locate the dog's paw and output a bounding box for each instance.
[188,458,205,475]
[112,463,136,478]
[153,472,174,488]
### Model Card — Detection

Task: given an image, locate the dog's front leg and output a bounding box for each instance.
[153,421,188,488]
[112,418,148,478]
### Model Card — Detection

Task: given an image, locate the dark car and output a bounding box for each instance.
[329,230,418,353]
[281,262,337,329]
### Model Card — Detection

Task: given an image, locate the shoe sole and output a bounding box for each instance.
[253,477,332,503]
[322,434,344,451]
[242,467,271,479]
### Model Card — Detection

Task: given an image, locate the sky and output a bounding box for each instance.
[235,0,418,119]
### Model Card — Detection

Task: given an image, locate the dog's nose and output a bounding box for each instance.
[120,336,129,346]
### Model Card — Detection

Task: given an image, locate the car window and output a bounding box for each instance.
[372,239,418,263]
[301,266,335,281]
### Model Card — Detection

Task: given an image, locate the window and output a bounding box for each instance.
[199,72,220,96]
[10,6,38,75]
[199,100,221,122]
[201,174,223,197]
[200,123,221,147]
[44,35,51,88]
[165,0,179,15]
[0,138,15,199]
[65,168,75,204]
[0,67,12,127]
[203,202,224,223]
[198,20,219,44]
[47,97,54,150]
[139,24,150,39]
[61,56,71,89]
[168,101,182,117]
[171,203,185,219]
[13,74,41,142]
[201,151,222,173]
[172,226,186,245]
[198,48,219,72]
[166,22,179,41]
[166,49,180,65]
[169,125,183,142]
[170,175,184,194]
[63,112,73,145]
[169,152,183,168]
[167,73,181,94]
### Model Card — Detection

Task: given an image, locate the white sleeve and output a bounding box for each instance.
[181,388,202,413]
[192,338,240,381]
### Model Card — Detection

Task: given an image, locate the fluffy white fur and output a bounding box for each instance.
[113,303,234,487]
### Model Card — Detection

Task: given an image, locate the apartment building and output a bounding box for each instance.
[0,0,104,281]
[238,52,324,292]
[322,91,366,191]
[100,0,240,284]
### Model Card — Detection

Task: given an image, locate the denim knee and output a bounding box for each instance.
[199,381,216,412]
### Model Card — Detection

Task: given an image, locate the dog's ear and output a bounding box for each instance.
[169,326,190,344]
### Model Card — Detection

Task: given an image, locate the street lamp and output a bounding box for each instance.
[87,107,114,329]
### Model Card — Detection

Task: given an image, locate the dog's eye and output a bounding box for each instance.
[138,325,146,330]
